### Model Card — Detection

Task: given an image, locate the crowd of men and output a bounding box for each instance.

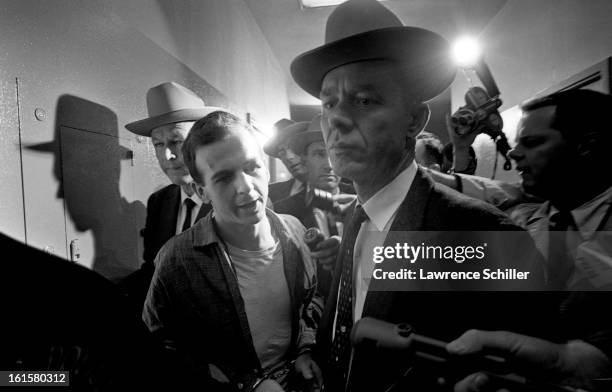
[2,0,612,391]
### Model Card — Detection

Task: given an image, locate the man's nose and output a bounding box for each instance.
[322,157,333,171]
[326,100,353,135]
[234,172,255,194]
[508,146,523,162]
[164,146,177,161]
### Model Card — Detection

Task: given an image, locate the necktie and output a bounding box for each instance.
[547,210,574,290]
[328,205,368,390]
[181,199,196,232]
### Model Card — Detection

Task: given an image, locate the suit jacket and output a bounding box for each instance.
[269,178,299,204]
[317,169,557,392]
[274,182,356,298]
[273,182,356,231]
[0,233,168,389]
[120,184,211,315]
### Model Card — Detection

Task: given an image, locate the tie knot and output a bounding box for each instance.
[184,198,196,210]
[351,205,368,227]
[550,210,573,231]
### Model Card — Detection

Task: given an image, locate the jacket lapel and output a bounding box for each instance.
[160,185,181,240]
[361,169,433,319]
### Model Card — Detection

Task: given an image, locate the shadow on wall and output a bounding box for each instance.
[28,95,145,281]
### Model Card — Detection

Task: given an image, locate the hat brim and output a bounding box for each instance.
[264,121,310,158]
[125,107,223,136]
[291,26,456,102]
[289,131,324,157]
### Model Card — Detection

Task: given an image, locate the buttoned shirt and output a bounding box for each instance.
[524,186,612,289]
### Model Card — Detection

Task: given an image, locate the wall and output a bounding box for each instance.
[451,0,612,182]
[0,0,289,280]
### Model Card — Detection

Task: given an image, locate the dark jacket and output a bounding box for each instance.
[317,169,556,392]
[142,184,211,264]
[269,178,299,204]
[274,182,356,298]
[143,209,323,391]
[0,233,167,390]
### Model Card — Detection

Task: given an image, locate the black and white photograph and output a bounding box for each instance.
[1,0,611,390]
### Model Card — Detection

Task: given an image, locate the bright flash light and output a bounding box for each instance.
[452,36,481,68]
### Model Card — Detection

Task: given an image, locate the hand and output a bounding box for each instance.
[311,235,340,271]
[446,113,479,150]
[254,379,285,392]
[446,114,478,173]
[446,329,611,392]
[294,353,323,391]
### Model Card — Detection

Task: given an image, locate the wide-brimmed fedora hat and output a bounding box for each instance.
[291,0,456,102]
[125,82,222,136]
[264,119,309,158]
[288,114,325,156]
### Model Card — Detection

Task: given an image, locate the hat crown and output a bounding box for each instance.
[325,0,402,43]
[146,82,206,117]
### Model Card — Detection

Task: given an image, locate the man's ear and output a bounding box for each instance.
[191,182,211,204]
[407,103,430,138]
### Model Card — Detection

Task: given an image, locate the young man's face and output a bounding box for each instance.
[509,105,571,198]
[194,129,269,226]
[303,140,339,192]
[319,60,421,185]
[151,122,194,186]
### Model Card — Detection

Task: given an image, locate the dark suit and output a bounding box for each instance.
[274,182,355,298]
[317,169,557,391]
[269,178,301,204]
[0,233,171,389]
[120,184,211,314]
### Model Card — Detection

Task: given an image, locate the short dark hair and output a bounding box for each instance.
[182,111,257,184]
[520,89,612,145]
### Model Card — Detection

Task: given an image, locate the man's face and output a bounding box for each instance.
[151,122,194,186]
[508,106,571,198]
[303,141,340,192]
[195,129,269,226]
[319,61,416,184]
[277,141,308,181]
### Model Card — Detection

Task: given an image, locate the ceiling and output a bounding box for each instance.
[244,0,509,108]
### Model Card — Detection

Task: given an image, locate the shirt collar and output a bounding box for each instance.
[531,186,612,239]
[180,186,203,207]
[568,186,612,238]
[361,162,418,231]
[192,208,290,248]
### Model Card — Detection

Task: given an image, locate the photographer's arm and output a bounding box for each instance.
[447,330,612,392]
[424,168,524,210]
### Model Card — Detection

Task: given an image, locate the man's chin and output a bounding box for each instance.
[236,202,266,223]
[168,173,192,186]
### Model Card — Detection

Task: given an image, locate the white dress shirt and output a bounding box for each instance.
[332,162,418,338]
[175,187,204,235]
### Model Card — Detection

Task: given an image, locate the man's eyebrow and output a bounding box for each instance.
[211,169,232,181]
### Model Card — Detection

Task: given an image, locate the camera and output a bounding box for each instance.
[350,317,573,392]
[449,61,513,171]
